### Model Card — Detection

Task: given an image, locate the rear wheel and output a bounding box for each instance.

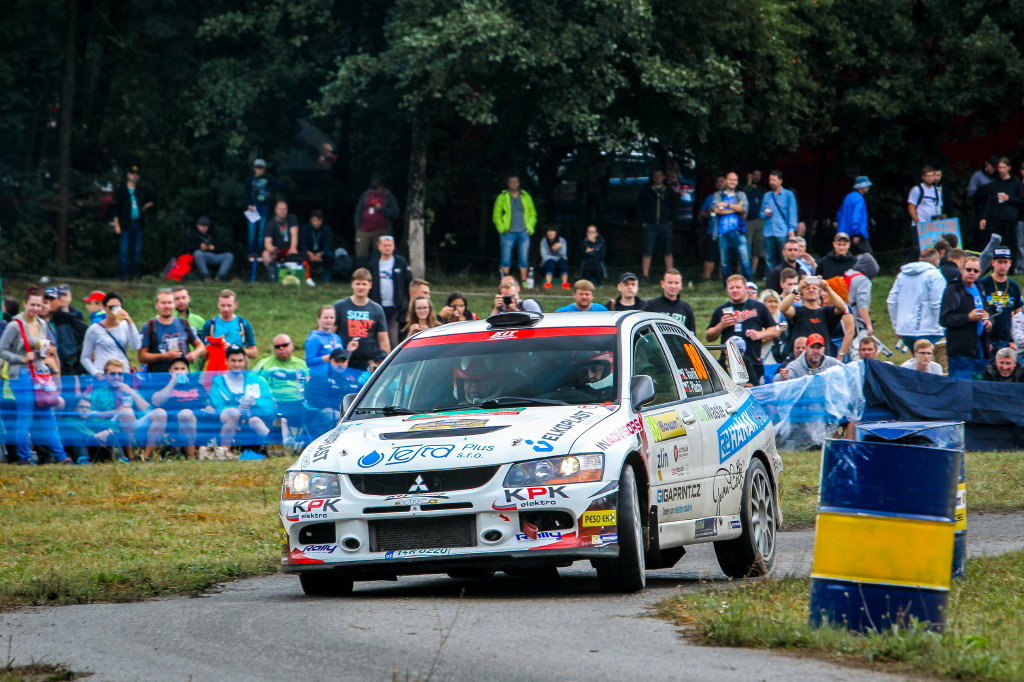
[299,569,355,596]
[714,458,777,578]
[594,465,646,593]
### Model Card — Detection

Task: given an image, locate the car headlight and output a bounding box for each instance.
[503,454,603,487]
[282,471,342,500]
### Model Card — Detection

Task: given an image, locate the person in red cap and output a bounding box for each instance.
[777,333,842,380]
[82,291,107,324]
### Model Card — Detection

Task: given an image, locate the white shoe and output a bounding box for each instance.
[197,446,211,461]
[305,278,316,287]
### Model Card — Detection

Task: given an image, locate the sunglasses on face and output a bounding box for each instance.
[964,267,980,273]
[274,343,291,349]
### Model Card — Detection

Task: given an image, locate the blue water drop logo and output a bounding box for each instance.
[357,450,384,468]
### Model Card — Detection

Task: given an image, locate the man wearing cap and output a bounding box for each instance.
[606,273,645,311]
[816,233,858,279]
[46,286,88,379]
[979,246,1022,354]
[82,291,107,324]
[777,333,842,380]
[112,165,154,280]
[835,176,872,254]
[244,159,283,257]
[368,233,412,347]
[707,274,779,384]
[186,216,234,281]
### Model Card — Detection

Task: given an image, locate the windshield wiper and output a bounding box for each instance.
[430,403,484,413]
[353,405,419,415]
[480,396,568,407]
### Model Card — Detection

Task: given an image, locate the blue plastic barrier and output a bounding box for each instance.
[809,438,960,632]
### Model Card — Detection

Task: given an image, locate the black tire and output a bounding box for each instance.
[446,569,496,580]
[594,465,646,593]
[714,458,777,579]
[299,569,355,596]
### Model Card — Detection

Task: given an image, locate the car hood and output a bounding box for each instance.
[294,404,622,473]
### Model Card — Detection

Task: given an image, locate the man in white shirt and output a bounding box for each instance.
[908,166,944,226]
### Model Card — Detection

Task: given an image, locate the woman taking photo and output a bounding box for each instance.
[438,292,478,324]
[81,292,140,378]
[401,296,440,340]
[0,286,71,464]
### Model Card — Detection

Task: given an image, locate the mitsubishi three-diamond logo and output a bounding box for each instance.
[408,475,429,493]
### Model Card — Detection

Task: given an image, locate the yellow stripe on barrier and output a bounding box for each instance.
[811,512,954,590]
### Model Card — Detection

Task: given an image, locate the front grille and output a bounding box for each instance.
[369,515,477,552]
[349,465,499,496]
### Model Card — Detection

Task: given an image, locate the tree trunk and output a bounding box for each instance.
[405,109,429,278]
[55,0,78,267]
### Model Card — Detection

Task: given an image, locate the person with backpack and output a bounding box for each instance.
[907,166,944,227]
[200,289,257,360]
[137,289,204,373]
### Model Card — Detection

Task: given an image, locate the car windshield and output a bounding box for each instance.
[354,329,618,417]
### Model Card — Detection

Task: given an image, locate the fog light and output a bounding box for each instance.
[482,529,503,543]
[341,536,361,551]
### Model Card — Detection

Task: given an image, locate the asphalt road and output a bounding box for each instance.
[3,511,1022,682]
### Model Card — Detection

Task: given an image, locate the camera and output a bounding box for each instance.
[502,295,513,307]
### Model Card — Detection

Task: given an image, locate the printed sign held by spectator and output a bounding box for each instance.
[918,218,961,250]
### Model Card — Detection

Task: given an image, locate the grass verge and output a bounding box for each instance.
[0,459,288,607]
[658,551,1024,681]
[778,449,1024,529]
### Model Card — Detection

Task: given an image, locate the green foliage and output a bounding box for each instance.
[2,0,1024,276]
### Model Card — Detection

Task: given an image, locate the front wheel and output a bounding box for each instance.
[594,465,646,593]
[299,569,355,596]
[714,458,777,579]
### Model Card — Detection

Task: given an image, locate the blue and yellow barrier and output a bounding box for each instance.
[857,420,967,579]
[809,438,961,632]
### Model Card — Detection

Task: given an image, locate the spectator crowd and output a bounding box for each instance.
[6,155,1024,464]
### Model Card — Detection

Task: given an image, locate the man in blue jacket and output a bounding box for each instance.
[835,176,872,254]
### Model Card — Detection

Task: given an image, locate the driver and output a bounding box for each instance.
[545,355,612,400]
[453,360,502,404]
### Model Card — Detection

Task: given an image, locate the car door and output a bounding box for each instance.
[630,325,702,522]
[657,324,735,520]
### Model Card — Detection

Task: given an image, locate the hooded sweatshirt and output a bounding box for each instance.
[886,261,947,337]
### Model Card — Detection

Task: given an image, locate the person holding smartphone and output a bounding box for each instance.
[81,292,141,378]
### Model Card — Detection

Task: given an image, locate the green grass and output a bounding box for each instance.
[659,550,1024,680]
[0,459,289,607]
[779,449,1024,529]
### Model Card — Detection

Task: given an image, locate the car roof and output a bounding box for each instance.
[410,311,687,340]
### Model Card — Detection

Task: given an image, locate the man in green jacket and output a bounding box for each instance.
[492,175,537,282]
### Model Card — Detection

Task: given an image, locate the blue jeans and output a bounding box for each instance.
[119,222,143,279]
[763,235,786,274]
[246,206,270,256]
[193,250,235,279]
[540,258,568,277]
[718,230,752,282]
[10,372,68,462]
[500,231,530,270]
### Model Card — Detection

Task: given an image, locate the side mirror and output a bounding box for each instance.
[725,338,749,386]
[341,393,357,414]
[630,375,656,409]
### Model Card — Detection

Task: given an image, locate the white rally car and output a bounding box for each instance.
[280,310,782,595]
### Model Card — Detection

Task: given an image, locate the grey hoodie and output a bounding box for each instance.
[886,261,946,337]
